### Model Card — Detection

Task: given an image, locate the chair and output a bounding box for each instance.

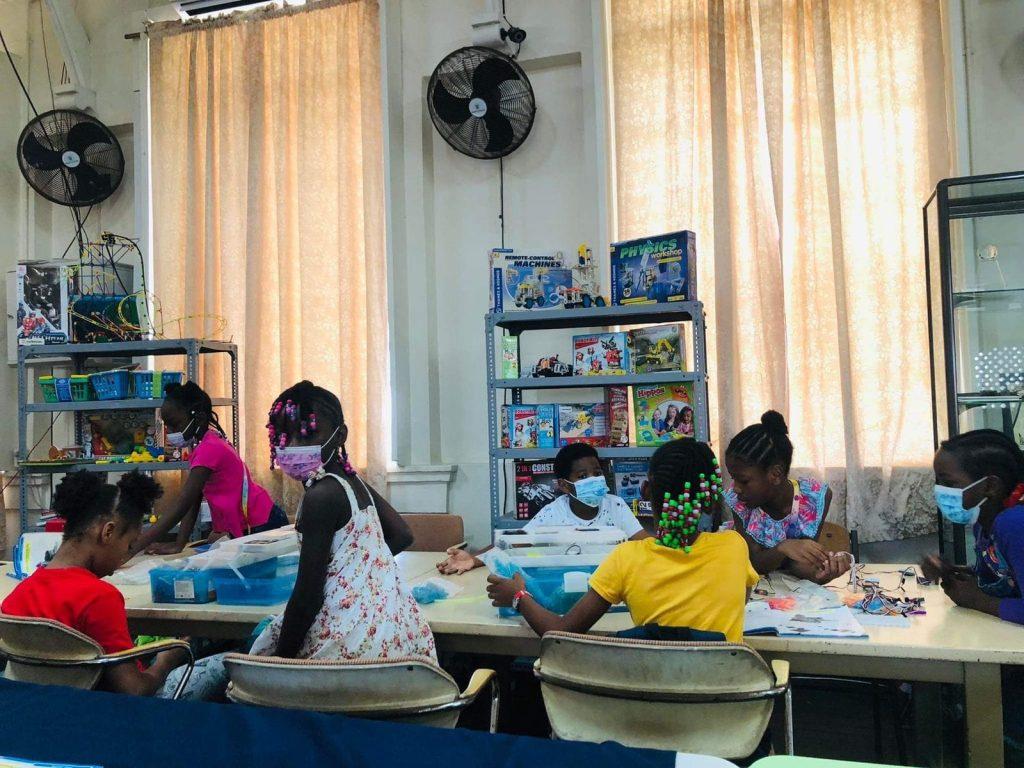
[0,614,194,699]
[533,632,792,759]
[401,514,466,553]
[223,654,498,731]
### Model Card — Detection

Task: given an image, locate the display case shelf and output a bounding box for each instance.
[25,397,235,413]
[20,461,189,475]
[493,371,704,389]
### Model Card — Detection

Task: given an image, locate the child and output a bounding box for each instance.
[675,406,695,437]
[248,381,435,661]
[722,410,849,584]
[131,381,288,556]
[920,429,1024,767]
[486,438,759,642]
[651,408,666,435]
[437,443,648,575]
[663,405,680,437]
[2,471,190,696]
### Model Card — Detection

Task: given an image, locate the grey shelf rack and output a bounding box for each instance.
[16,338,238,536]
[486,301,709,533]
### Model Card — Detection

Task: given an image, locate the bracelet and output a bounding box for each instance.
[512,589,531,613]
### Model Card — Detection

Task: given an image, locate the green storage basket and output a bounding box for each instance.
[38,376,58,403]
[69,375,92,402]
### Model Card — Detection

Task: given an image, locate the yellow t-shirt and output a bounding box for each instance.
[589,531,759,643]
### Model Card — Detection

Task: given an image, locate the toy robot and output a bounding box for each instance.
[564,244,608,309]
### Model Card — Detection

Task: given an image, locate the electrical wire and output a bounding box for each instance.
[498,157,505,248]
[58,206,93,260]
[38,3,56,113]
[0,24,40,117]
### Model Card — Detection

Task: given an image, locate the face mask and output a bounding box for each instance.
[569,476,609,509]
[934,477,988,526]
[275,427,340,483]
[166,418,195,448]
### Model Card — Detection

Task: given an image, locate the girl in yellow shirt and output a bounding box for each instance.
[487,438,759,642]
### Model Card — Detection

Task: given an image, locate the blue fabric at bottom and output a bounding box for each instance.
[0,679,673,768]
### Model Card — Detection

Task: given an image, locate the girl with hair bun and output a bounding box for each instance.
[723,410,849,584]
[131,380,287,556]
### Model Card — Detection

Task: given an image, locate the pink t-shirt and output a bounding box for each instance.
[190,431,274,538]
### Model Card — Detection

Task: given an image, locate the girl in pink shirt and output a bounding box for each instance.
[131,381,287,556]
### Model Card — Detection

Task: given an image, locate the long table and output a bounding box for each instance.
[1,556,1020,767]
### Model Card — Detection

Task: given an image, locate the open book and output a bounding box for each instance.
[744,601,868,639]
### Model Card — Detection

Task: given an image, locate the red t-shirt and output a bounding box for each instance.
[1,566,133,655]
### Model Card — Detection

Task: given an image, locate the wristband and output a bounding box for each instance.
[512,589,531,613]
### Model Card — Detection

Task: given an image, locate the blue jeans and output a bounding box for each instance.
[250,504,288,534]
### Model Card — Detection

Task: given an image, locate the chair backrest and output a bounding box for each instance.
[536,632,780,758]
[401,514,465,553]
[0,614,104,690]
[819,522,851,555]
[223,654,464,728]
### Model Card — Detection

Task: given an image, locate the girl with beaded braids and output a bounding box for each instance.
[722,410,849,584]
[487,438,759,642]
[249,381,435,661]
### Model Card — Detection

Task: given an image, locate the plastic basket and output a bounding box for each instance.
[133,370,184,399]
[89,370,131,401]
[211,555,299,606]
[37,376,58,403]
[69,375,92,402]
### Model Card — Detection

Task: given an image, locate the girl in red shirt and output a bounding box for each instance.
[2,471,189,696]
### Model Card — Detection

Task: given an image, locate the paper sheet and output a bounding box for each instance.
[745,602,868,638]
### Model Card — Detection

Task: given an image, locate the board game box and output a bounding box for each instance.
[610,230,697,305]
[490,249,572,312]
[612,458,649,510]
[572,331,630,376]
[501,404,558,449]
[514,461,560,520]
[606,386,630,447]
[558,403,609,446]
[629,324,685,373]
[632,383,696,447]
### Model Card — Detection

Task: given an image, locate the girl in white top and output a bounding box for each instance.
[437,443,647,575]
[251,381,435,662]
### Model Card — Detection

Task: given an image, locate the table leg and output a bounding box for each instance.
[964,662,1003,768]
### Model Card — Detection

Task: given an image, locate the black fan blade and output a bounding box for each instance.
[483,112,515,154]
[22,133,63,171]
[432,82,471,125]
[70,163,111,204]
[472,56,519,95]
[66,121,112,157]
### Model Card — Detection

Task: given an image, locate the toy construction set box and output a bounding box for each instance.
[514,461,559,520]
[558,403,609,447]
[501,404,558,449]
[632,383,696,447]
[490,249,572,312]
[9,261,72,348]
[628,324,685,373]
[572,332,630,376]
[612,458,649,511]
[610,230,696,305]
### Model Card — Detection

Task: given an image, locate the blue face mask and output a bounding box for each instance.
[570,476,609,509]
[934,477,989,526]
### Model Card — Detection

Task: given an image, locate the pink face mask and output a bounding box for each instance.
[275,427,339,483]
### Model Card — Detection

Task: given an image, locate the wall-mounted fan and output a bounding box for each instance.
[17,109,124,207]
[427,46,535,160]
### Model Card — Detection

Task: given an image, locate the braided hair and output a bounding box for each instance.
[54,470,163,539]
[725,410,793,474]
[940,429,1024,505]
[266,380,355,476]
[648,438,723,551]
[163,381,226,437]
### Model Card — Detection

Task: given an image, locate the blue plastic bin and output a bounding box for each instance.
[149,564,216,604]
[133,371,184,399]
[211,555,299,606]
[493,561,598,618]
[90,370,132,401]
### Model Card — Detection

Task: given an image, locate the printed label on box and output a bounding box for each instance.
[173,578,196,601]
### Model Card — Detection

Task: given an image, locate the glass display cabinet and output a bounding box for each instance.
[925,170,1024,563]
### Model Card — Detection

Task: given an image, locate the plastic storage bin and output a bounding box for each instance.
[149,562,216,604]
[491,560,599,618]
[37,376,58,403]
[90,370,132,401]
[69,375,92,401]
[133,371,184,399]
[210,555,299,606]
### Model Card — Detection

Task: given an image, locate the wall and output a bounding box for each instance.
[385,0,610,546]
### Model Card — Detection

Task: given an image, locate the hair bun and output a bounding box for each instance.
[760,410,789,436]
[116,471,164,510]
[52,471,107,520]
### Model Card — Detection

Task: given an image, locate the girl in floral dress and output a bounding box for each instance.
[249,381,435,662]
[722,410,850,585]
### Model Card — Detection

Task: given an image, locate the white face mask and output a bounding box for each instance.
[166,418,195,448]
[934,476,989,527]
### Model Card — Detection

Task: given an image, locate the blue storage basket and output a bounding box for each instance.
[132,370,184,399]
[211,555,299,606]
[89,370,132,401]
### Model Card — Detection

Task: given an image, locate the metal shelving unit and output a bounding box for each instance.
[16,338,238,536]
[486,302,709,532]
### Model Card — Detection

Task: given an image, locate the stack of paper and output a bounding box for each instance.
[744,601,868,638]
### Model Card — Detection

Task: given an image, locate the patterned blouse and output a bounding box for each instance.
[722,477,829,549]
[250,473,436,662]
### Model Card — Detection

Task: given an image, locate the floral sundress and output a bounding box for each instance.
[250,473,436,662]
[721,477,828,548]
